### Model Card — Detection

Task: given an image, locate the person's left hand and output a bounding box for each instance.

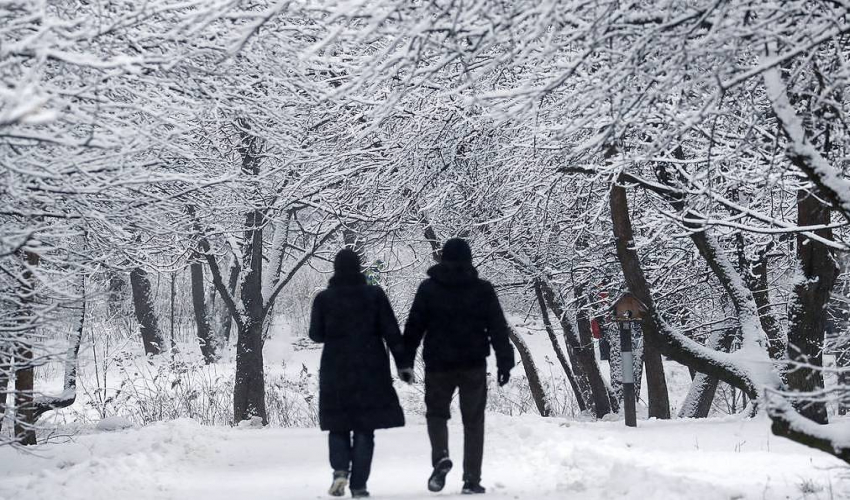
[497,369,510,387]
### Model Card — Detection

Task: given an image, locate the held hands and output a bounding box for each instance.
[497,369,511,387]
[398,368,415,385]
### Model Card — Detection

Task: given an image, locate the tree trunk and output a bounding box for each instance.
[534,281,586,412]
[538,280,615,418]
[838,344,849,416]
[0,353,7,434]
[643,338,671,419]
[678,327,736,418]
[129,267,164,356]
[32,279,86,421]
[745,243,784,360]
[14,249,40,445]
[220,258,240,343]
[14,346,36,445]
[786,190,836,424]
[233,206,267,424]
[423,223,442,262]
[574,290,620,415]
[191,261,216,363]
[508,328,550,417]
[106,272,127,318]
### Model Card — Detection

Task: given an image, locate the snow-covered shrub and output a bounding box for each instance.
[265,364,319,428]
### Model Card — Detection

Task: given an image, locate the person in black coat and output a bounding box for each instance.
[309,249,406,498]
[400,238,515,495]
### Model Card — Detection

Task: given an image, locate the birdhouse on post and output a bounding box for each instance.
[612,293,646,322]
[611,293,646,428]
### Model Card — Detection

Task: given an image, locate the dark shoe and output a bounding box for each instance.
[427,457,453,492]
[461,482,486,494]
[350,488,370,498]
[329,471,348,497]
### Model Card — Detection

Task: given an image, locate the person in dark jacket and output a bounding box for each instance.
[400,238,515,495]
[309,249,407,498]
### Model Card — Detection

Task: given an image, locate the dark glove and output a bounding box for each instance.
[398,368,415,384]
[497,369,510,387]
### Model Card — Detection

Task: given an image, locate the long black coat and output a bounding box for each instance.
[402,262,516,372]
[309,276,405,432]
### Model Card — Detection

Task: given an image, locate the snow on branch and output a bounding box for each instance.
[762,56,850,223]
[766,391,850,464]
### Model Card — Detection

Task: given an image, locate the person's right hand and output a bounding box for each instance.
[398,368,415,384]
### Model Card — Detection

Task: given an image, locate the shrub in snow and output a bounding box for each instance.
[96,416,134,432]
[237,416,264,428]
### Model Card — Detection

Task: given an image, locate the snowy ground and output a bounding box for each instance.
[5,315,848,499]
[1,414,848,500]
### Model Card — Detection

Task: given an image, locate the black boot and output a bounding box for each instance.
[427,457,453,492]
[461,481,486,494]
[350,488,370,498]
[329,471,349,497]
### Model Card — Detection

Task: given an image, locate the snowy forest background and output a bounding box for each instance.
[2,0,850,494]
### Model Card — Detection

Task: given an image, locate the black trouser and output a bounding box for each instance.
[328,430,375,490]
[425,366,487,484]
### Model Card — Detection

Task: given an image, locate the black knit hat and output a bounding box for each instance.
[334,248,362,274]
[441,238,472,263]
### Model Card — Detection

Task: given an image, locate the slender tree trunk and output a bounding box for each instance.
[32,278,86,421]
[129,267,164,356]
[786,190,836,424]
[678,327,736,418]
[838,344,849,416]
[534,281,586,412]
[0,353,8,434]
[423,224,442,262]
[745,243,784,360]
[106,272,127,318]
[191,261,216,363]
[606,325,623,400]
[508,328,550,416]
[643,338,671,419]
[169,273,177,356]
[14,346,36,445]
[220,259,240,343]
[538,280,615,418]
[574,289,620,415]
[14,249,39,445]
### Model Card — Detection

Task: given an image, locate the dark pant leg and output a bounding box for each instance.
[328,431,352,474]
[425,370,458,466]
[458,367,487,484]
[350,430,375,490]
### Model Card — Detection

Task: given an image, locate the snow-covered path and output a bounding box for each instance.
[1,415,848,500]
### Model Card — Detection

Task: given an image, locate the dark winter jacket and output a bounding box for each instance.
[402,261,516,373]
[309,272,405,432]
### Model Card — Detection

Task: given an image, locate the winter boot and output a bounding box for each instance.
[427,457,453,492]
[461,481,486,495]
[329,471,348,497]
[350,488,370,498]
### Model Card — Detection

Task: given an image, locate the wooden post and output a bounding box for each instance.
[619,319,637,427]
[612,292,645,428]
